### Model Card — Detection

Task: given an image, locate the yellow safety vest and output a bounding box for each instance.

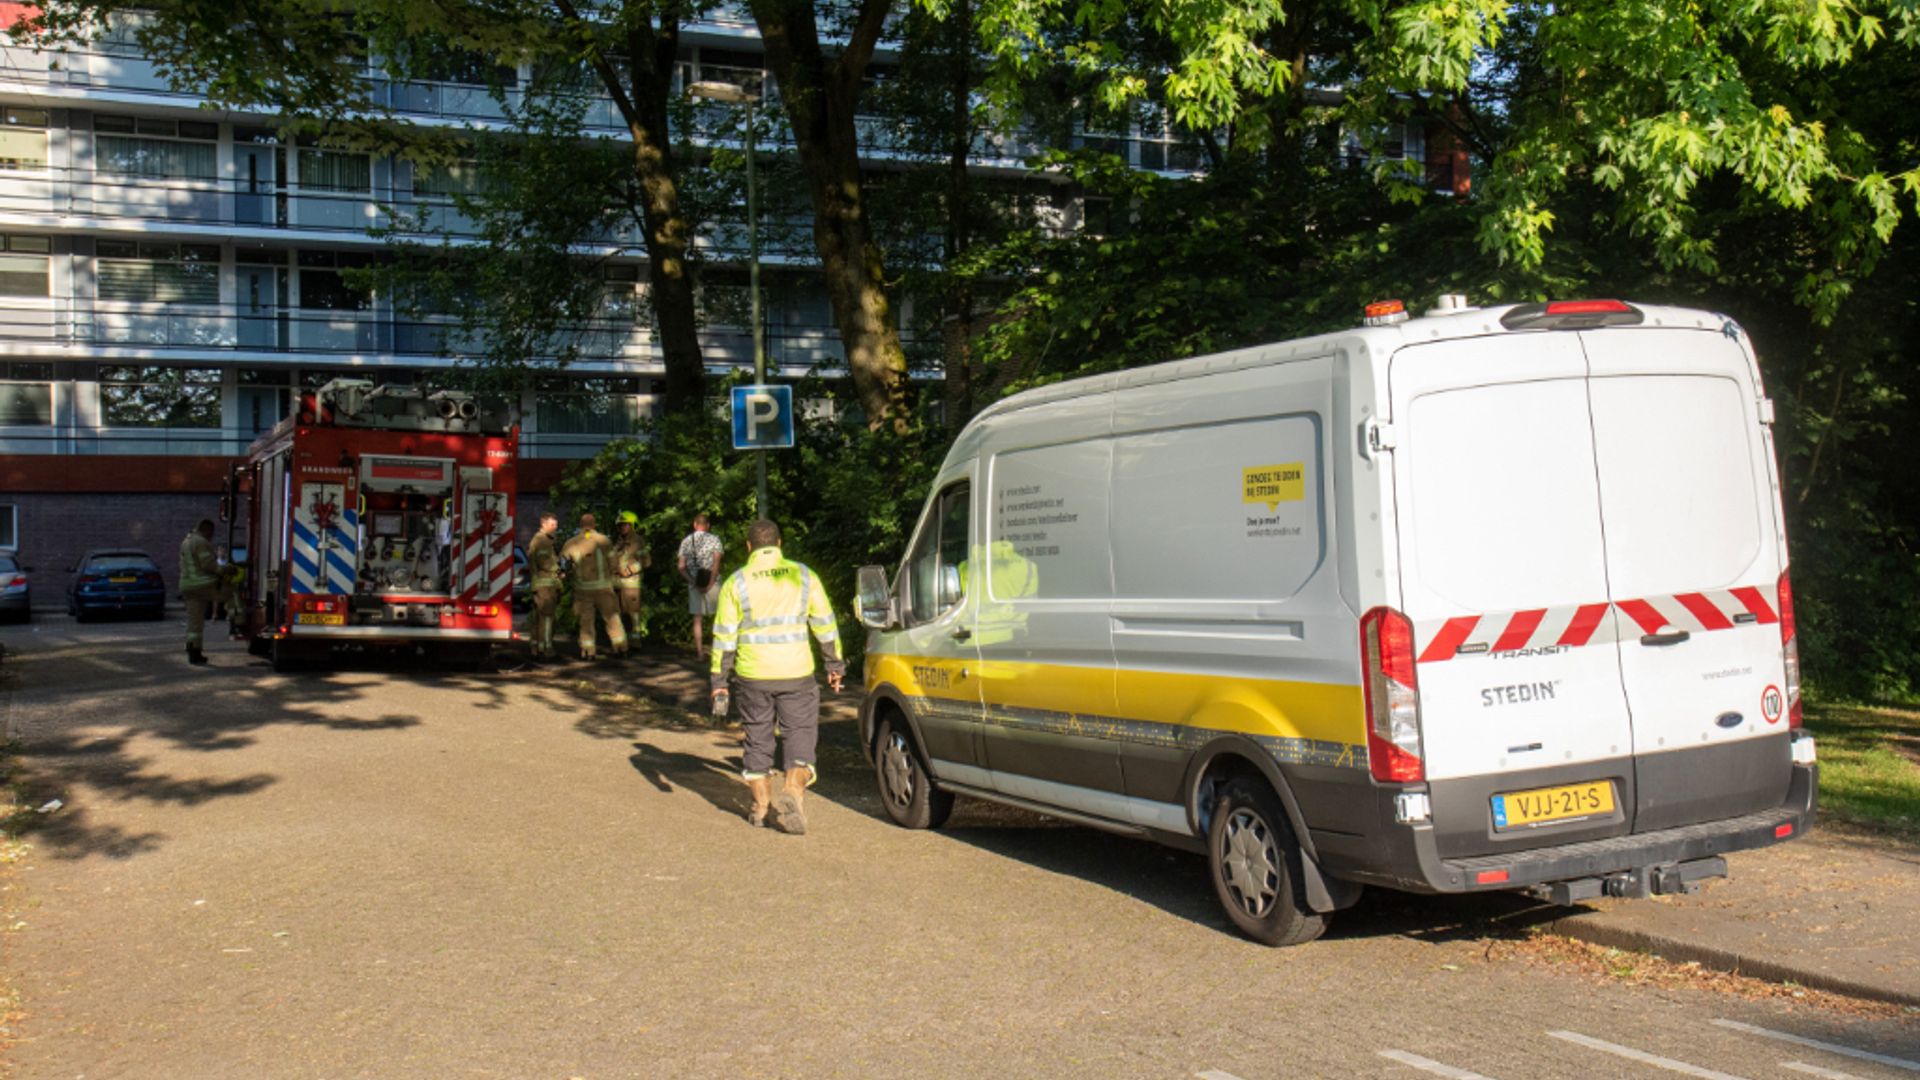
[710,547,840,681]
[179,532,219,592]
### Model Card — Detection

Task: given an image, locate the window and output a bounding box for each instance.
[988,437,1113,600]
[297,147,372,192]
[0,234,49,297]
[0,108,49,171]
[600,264,640,321]
[94,114,218,180]
[0,505,14,549]
[297,250,373,311]
[99,365,222,428]
[0,361,52,426]
[96,240,219,304]
[412,160,488,198]
[535,376,647,435]
[903,482,969,626]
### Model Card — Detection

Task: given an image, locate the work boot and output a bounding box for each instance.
[774,765,813,835]
[746,775,773,827]
[186,645,207,666]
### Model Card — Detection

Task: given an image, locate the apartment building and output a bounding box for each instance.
[0,5,1461,592]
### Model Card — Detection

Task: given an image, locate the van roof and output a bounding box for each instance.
[970,302,1740,427]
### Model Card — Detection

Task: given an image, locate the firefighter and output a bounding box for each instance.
[178,519,221,665]
[709,519,844,834]
[563,511,627,661]
[612,510,650,642]
[526,512,562,660]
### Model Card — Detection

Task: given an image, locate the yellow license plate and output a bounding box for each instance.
[110,575,137,583]
[294,613,345,626]
[1492,780,1615,829]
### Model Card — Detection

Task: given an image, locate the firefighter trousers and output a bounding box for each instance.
[616,584,643,636]
[531,585,559,656]
[183,583,221,649]
[574,588,626,657]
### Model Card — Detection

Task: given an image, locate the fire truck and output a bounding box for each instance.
[224,378,519,671]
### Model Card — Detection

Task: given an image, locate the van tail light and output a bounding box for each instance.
[1778,569,1801,729]
[300,595,343,614]
[1362,606,1425,783]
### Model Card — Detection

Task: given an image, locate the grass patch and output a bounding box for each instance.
[1802,702,1920,837]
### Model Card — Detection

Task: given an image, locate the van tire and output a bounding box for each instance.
[875,718,953,830]
[1207,778,1327,947]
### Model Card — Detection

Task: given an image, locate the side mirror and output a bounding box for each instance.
[855,564,895,630]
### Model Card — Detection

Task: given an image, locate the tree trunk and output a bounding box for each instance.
[748,0,911,431]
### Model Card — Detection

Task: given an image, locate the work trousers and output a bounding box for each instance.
[616,583,643,634]
[531,585,559,656]
[574,587,627,657]
[734,676,820,778]
[182,583,220,648]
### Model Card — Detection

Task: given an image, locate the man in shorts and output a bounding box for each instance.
[676,513,724,659]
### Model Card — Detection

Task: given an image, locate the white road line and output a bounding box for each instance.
[1782,1062,1866,1080]
[1712,1020,1920,1073]
[1195,1071,1248,1080]
[1378,1049,1498,1079]
[1548,1030,1751,1080]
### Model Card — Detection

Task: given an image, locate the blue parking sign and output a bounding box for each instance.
[730,384,794,450]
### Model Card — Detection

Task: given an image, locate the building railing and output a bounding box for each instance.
[0,297,922,369]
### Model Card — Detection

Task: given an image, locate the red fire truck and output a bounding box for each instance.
[224,378,518,671]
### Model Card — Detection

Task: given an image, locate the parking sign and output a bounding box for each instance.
[730,384,794,450]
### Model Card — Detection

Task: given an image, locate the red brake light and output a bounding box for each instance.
[1544,299,1634,316]
[1361,607,1425,783]
[466,603,499,618]
[1778,569,1801,729]
[4,575,22,587]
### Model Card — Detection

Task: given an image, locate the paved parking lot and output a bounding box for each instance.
[2,617,1915,1078]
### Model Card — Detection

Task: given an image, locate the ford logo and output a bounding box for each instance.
[1716,711,1744,729]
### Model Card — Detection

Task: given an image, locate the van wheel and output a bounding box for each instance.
[875,718,953,830]
[1207,778,1327,947]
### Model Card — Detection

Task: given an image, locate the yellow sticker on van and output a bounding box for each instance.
[1243,463,1305,510]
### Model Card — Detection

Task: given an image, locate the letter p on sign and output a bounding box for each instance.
[730,384,795,450]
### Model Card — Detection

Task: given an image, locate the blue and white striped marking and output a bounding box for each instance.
[291,484,357,596]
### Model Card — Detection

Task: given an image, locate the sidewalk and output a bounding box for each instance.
[540,644,1920,1007]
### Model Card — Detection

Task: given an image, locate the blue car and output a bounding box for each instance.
[0,550,29,623]
[67,549,166,621]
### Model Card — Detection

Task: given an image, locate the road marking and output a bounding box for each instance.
[1712,1020,1920,1073]
[1783,1062,1866,1080]
[1195,1072,1248,1080]
[1378,1049,1498,1078]
[1548,1030,1750,1080]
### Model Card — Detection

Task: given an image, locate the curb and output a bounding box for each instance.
[1548,914,1920,1009]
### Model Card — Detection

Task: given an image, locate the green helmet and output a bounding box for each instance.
[617,510,640,527]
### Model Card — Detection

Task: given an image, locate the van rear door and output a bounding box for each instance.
[1581,328,1791,830]
[1390,334,1636,856]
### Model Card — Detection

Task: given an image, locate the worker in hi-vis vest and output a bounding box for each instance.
[562,512,627,661]
[612,510,650,640]
[525,512,562,660]
[178,518,221,666]
[709,519,844,834]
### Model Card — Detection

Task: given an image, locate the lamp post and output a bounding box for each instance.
[688,79,768,518]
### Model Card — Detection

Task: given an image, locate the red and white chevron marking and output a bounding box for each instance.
[460,494,512,603]
[1416,586,1779,664]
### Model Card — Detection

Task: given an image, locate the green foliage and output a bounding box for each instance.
[1801,703,1920,834]
[550,389,941,664]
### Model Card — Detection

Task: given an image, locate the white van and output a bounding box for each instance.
[853,298,1817,946]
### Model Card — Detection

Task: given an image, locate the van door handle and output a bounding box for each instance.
[950,627,972,642]
[1640,630,1692,647]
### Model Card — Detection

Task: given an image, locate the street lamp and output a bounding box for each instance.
[688,79,769,518]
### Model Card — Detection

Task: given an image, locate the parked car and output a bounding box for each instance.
[67,550,166,621]
[512,545,531,611]
[0,550,30,623]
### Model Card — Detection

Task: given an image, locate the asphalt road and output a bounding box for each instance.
[2,617,1915,1079]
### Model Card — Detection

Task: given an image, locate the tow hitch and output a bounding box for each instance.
[1526,856,1728,906]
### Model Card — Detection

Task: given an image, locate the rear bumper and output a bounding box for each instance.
[1363,759,1817,895]
[75,590,165,610]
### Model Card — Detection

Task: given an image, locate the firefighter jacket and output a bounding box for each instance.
[562,529,615,592]
[179,531,219,594]
[527,531,561,588]
[613,532,649,586]
[710,547,844,687]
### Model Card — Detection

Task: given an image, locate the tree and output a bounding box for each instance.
[747,0,914,429]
